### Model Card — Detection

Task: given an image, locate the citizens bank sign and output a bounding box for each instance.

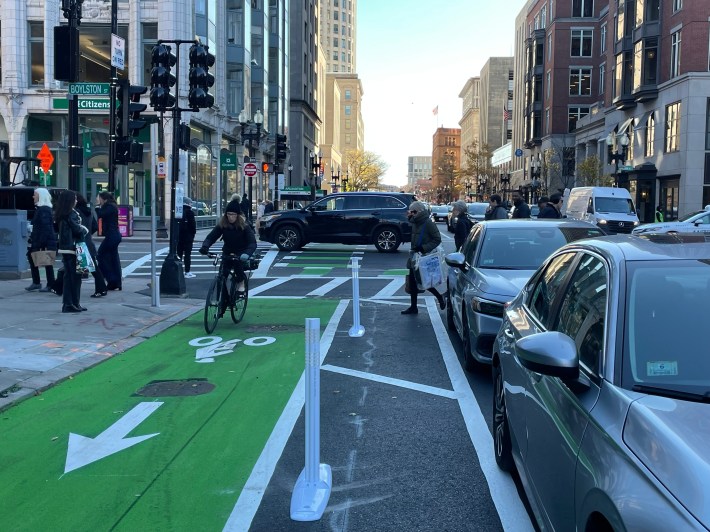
[52,98,110,110]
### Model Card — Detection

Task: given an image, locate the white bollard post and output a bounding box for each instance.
[348,257,365,337]
[290,318,332,521]
[153,274,161,307]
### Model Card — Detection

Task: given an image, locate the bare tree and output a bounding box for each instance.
[543,138,576,193]
[459,140,495,199]
[433,152,457,202]
[343,150,389,191]
[576,155,614,186]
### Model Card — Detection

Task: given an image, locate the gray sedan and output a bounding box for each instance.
[444,219,604,370]
[493,234,710,531]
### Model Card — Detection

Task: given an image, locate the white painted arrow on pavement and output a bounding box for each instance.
[64,402,164,474]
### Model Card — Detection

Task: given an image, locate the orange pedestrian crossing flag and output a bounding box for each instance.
[38,143,54,174]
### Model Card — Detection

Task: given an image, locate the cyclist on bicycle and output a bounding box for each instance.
[199,199,257,301]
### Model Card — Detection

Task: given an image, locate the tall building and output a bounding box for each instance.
[510,3,535,188]
[432,127,461,202]
[479,57,514,152]
[407,155,432,191]
[0,0,290,221]
[458,77,481,151]
[319,0,357,73]
[517,0,710,221]
[332,73,364,156]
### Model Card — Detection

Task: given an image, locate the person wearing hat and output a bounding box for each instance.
[199,199,257,312]
[178,196,197,278]
[402,200,446,315]
[452,200,473,251]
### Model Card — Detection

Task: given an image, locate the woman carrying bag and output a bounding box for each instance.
[96,191,123,291]
[402,201,446,315]
[76,194,108,297]
[25,188,57,292]
[55,190,88,313]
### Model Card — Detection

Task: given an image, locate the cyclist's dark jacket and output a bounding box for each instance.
[201,223,257,256]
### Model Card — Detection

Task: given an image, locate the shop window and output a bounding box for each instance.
[29,22,44,86]
[665,101,681,153]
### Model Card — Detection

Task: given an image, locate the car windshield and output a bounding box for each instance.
[679,210,706,222]
[477,225,604,270]
[432,206,448,213]
[594,197,635,214]
[623,261,710,393]
[468,203,488,216]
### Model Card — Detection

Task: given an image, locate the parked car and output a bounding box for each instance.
[258,191,417,252]
[430,204,450,223]
[632,205,710,235]
[445,219,605,370]
[492,233,710,532]
[448,202,488,232]
[192,200,211,216]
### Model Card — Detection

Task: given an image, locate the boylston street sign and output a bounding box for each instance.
[68,83,110,96]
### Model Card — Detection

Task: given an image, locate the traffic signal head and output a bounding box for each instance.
[275,134,288,163]
[261,162,272,173]
[115,80,147,165]
[149,44,177,110]
[188,43,215,110]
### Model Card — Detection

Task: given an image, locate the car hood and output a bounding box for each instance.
[623,395,710,527]
[475,269,534,298]
[632,222,690,234]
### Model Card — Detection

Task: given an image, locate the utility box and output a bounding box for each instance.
[0,209,29,278]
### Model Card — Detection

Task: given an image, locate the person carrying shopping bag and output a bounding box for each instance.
[26,187,57,292]
[402,201,446,315]
[96,191,123,291]
[55,190,88,313]
[76,194,108,297]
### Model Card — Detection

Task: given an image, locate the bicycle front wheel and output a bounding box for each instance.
[230,275,249,324]
[204,278,224,333]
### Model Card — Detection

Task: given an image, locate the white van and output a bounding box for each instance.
[564,187,639,234]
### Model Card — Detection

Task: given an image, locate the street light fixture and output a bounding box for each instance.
[606,131,630,187]
[500,172,511,203]
[330,164,341,193]
[309,150,321,201]
[530,158,541,202]
[237,108,264,222]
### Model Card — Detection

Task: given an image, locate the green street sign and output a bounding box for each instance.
[53,98,111,110]
[68,83,110,96]
[220,152,237,170]
[618,165,634,172]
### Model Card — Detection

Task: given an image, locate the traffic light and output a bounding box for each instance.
[115,80,148,164]
[275,134,288,163]
[261,162,272,174]
[149,44,176,111]
[188,43,215,110]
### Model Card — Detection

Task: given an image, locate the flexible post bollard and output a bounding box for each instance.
[348,257,365,337]
[290,318,332,521]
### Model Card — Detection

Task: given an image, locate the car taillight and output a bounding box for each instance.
[471,297,505,317]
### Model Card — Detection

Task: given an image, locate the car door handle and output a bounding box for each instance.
[503,328,514,339]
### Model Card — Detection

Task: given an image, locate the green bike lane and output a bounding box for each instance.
[0,299,340,532]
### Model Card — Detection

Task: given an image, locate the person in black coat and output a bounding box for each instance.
[95,191,123,290]
[538,193,563,219]
[484,194,508,220]
[240,193,251,222]
[178,197,197,278]
[511,191,531,218]
[76,194,108,297]
[26,188,57,292]
[452,200,473,251]
[55,190,88,313]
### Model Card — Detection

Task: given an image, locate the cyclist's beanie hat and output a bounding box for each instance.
[226,199,241,214]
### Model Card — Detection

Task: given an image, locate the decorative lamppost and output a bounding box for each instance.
[500,172,511,203]
[341,168,349,192]
[606,131,630,187]
[330,164,341,193]
[238,108,264,221]
[309,150,321,201]
[530,157,542,202]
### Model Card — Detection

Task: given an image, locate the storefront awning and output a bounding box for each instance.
[633,110,655,131]
[598,124,617,143]
[617,117,635,135]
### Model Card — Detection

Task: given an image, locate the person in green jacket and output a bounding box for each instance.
[655,205,664,222]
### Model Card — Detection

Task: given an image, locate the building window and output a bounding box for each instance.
[569,67,592,96]
[333,11,338,20]
[345,119,351,129]
[599,63,605,94]
[29,22,44,86]
[568,107,590,132]
[333,37,338,47]
[546,71,551,99]
[571,29,593,57]
[672,0,682,13]
[345,89,351,99]
[545,108,550,134]
[665,101,681,153]
[600,23,607,53]
[142,23,158,85]
[345,105,351,115]
[548,33,552,61]
[670,30,681,78]
[572,0,593,17]
[645,113,655,157]
[643,38,658,85]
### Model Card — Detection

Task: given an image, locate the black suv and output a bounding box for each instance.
[258,191,416,252]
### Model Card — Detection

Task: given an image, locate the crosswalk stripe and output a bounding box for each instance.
[306,277,349,297]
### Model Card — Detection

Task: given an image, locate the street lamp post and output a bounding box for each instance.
[238,108,264,221]
[530,158,541,203]
[500,172,511,203]
[330,165,340,193]
[309,151,321,201]
[606,131,630,187]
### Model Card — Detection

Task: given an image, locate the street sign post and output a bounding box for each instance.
[37,143,54,174]
[111,34,125,70]
[243,162,258,177]
[68,83,110,96]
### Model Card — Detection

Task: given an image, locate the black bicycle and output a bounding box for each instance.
[203,252,259,333]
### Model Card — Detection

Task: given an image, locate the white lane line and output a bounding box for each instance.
[247,277,290,296]
[321,364,457,399]
[122,247,170,276]
[252,248,278,278]
[370,277,404,299]
[307,276,349,297]
[223,299,350,532]
[426,298,533,531]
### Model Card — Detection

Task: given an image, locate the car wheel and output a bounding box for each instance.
[374,227,401,252]
[275,225,302,251]
[446,292,455,330]
[461,310,477,372]
[492,363,514,472]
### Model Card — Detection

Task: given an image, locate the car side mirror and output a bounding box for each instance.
[445,252,467,271]
[515,331,579,380]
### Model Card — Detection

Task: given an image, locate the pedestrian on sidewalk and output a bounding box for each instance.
[240,193,251,222]
[56,190,88,313]
[76,194,108,297]
[484,194,508,220]
[655,205,665,223]
[452,200,472,251]
[264,199,274,214]
[511,191,531,219]
[25,187,57,292]
[178,196,197,278]
[96,191,123,291]
[538,193,563,219]
[402,201,446,315]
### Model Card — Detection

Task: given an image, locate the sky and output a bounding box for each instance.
[357,0,528,187]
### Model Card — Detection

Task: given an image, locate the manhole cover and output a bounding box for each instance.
[246,324,302,333]
[135,378,214,397]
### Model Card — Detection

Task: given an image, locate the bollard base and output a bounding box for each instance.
[290,463,332,521]
[348,325,365,338]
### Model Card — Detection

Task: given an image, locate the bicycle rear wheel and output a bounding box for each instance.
[230,275,249,324]
[204,278,224,333]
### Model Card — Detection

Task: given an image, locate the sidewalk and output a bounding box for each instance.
[0,274,202,411]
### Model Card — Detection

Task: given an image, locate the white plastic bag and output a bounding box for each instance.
[415,246,446,290]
